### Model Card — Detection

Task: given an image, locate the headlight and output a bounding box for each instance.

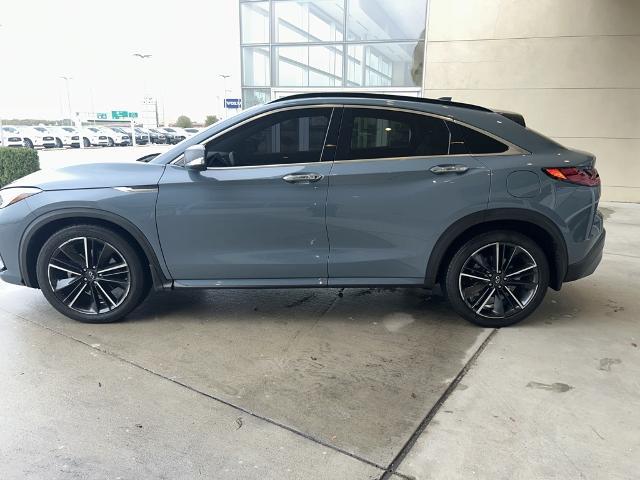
[0,187,42,209]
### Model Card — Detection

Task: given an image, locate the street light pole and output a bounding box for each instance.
[219,74,231,119]
[133,53,155,128]
[60,76,73,126]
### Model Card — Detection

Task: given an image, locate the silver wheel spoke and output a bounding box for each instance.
[495,242,500,272]
[505,286,525,309]
[505,264,536,278]
[476,287,495,314]
[49,264,81,276]
[66,282,86,307]
[97,263,128,274]
[460,273,490,281]
[95,281,117,307]
[83,237,89,269]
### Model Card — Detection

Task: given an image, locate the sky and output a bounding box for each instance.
[0,0,241,124]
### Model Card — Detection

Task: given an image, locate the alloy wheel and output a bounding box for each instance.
[458,242,539,319]
[47,237,131,315]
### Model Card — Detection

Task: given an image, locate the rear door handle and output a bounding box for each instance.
[282,173,324,184]
[430,164,469,174]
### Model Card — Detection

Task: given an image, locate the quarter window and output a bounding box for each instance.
[454,123,509,154]
[204,108,332,167]
[337,108,450,160]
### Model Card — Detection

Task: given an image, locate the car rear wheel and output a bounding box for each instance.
[24,138,34,148]
[444,231,549,327]
[83,137,90,147]
[36,225,148,323]
[55,138,63,148]
[107,137,115,147]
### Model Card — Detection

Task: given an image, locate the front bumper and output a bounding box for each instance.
[565,229,605,282]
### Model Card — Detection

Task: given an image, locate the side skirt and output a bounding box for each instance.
[172,277,426,289]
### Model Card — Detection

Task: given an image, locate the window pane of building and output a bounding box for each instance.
[346,42,423,87]
[243,88,272,108]
[242,46,271,86]
[347,0,427,41]
[275,45,343,87]
[241,1,270,44]
[274,0,345,43]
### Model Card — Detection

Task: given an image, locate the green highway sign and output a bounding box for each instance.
[96,112,108,119]
[111,110,129,119]
[128,112,138,118]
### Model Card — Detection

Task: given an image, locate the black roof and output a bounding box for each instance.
[269,92,492,113]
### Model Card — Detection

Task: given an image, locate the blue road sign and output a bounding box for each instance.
[224,98,242,109]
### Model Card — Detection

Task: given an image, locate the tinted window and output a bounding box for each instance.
[204,108,332,168]
[455,124,509,154]
[337,108,450,161]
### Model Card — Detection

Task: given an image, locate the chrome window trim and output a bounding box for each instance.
[169,104,341,167]
[339,105,530,158]
[168,103,528,168]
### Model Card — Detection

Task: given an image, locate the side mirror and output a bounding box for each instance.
[184,145,206,171]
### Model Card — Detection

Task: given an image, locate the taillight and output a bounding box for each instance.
[543,167,600,187]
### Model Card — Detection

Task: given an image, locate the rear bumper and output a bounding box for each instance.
[565,229,605,282]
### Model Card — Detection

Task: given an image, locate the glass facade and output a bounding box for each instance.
[240,0,428,108]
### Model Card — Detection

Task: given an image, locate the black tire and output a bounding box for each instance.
[24,138,34,149]
[444,231,549,327]
[83,137,91,148]
[55,138,63,148]
[107,137,115,147]
[36,224,148,323]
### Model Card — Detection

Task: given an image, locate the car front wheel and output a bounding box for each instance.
[36,225,148,323]
[444,231,549,327]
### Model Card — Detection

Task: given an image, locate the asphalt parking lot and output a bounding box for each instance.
[1,148,638,479]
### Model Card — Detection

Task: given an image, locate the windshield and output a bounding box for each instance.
[34,127,48,132]
[62,127,75,132]
[88,127,100,132]
[2,127,18,133]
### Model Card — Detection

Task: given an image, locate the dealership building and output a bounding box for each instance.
[239,0,640,202]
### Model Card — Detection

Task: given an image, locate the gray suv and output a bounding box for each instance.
[0,93,604,327]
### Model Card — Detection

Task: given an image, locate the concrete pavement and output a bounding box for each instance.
[0,201,638,479]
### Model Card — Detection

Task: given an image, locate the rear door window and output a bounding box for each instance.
[336,108,451,160]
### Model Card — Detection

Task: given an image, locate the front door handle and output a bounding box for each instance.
[282,173,324,184]
[430,164,470,174]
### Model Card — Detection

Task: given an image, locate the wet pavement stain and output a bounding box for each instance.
[598,358,622,372]
[526,381,574,393]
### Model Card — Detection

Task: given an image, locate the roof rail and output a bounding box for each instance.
[269,92,492,112]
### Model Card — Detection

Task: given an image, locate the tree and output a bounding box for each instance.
[175,115,193,128]
[204,115,219,127]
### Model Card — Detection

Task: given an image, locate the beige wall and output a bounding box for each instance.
[423,0,640,202]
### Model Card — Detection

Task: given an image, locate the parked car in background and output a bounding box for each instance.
[14,126,57,149]
[183,127,201,137]
[1,127,24,147]
[104,127,131,146]
[157,127,186,143]
[83,127,110,147]
[0,93,604,326]
[144,128,167,144]
[49,126,81,148]
[134,127,150,145]
[149,128,172,144]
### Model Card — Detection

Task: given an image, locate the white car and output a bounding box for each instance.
[1,126,24,147]
[14,126,57,149]
[83,127,110,147]
[48,126,81,148]
[157,127,187,143]
[103,127,132,146]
